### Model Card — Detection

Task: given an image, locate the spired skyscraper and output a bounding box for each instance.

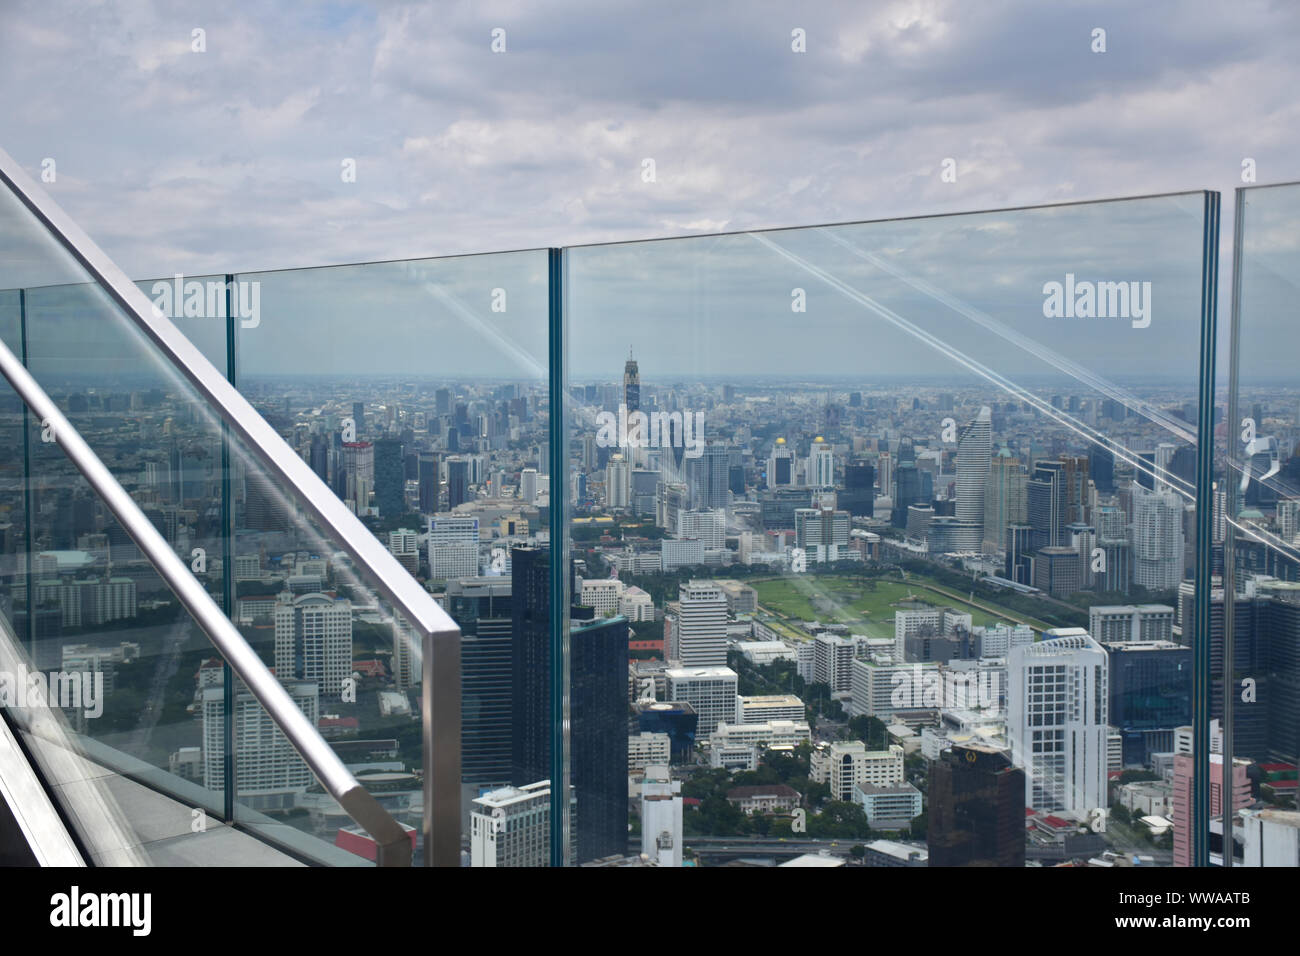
[953,406,992,552]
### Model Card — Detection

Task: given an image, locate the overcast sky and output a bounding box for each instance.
[2,0,1297,381]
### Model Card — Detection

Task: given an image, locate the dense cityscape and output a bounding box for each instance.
[4,346,1299,867]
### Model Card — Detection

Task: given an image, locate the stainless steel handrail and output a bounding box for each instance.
[0,338,415,864]
[0,145,460,865]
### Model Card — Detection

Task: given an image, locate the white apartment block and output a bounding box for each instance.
[709,719,812,751]
[893,608,973,659]
[273,591,353,699]
[628,732,672,775]
[202,679,318,810]
[977,623,1035,659]
[810,741,905,801]
[678,509,725,549]
[737,694,805,724]
[850,657,939,721]
[619,585,655,622]
[1008,628,1109,814]
[665,667,738,735]
[578,577,625,617]
[470,781,550,867]
[812,633,870,692]
[428,515,480,579]
[1088,604,1175,644]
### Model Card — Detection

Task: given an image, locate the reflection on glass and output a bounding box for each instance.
[567,194,1214,867]
[1221,182,1300,868]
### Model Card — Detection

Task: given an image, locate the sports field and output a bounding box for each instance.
[751,573,1042,640]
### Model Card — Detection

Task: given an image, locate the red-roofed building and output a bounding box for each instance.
[336,823,416,862]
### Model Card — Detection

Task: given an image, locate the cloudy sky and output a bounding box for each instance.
[1,0,1297,380]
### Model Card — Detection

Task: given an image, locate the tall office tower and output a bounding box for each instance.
[794,506,851,563]
[677,509,725,549]
[1027,460,1067,549]
[927,744,1025,868]
[1095,503,1132,593]
[640,765,683,867]
[877,451,893,500]
[1277,499,1300,543]
[418,452,439,512]
[841,460,875,517]
[510,547,551,790]
[1059,455,1091,525]
[351,401,366,434]
[435,387,451,417]
[1154,442,1177,492]
[470,781,551,867]
[392,616,420,690]
[953,406,992,552]
[631,469,660,516]
[623,349,640,415]
[1033,546,1082,596]
[445,576,514,793]
[343,440,375,514]
[1132,484,1185,590]
[520,467,539,505]
[1067,522,1097,588]
[656,480,687,535]
[511,547,628,863]
[244,468,289,531]
[1005,524,1034,585]
[807,436,835,489]
[373,438,406,518]
[766,438,795,488]
[893,438,924,530]
[983,447,1026,552]
[428,515,480,579]
[273,591,353,699]
[202,678,319,811]
[1008,629,1108,813]
[1258,585,1300,764]
[1103,639,1192,765]
[1091,444,1115,494]
[309,433,329,484]
[688,442,730,511]
[675,580,728,667]
[387,528,420,575]
[1172,752,1251,867]
[446,457,470,509]
[571,613,631,862]
[606,454,630,509]
[1135,450,1157,491]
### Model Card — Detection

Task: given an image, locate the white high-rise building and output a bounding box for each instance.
[470,781,550,867]
[202,678,318,810]
[675,580,728,666]
[578,577,624,616]
[607,454,630,509]
[393,615,421,689]
[1088,604,1175,643]
[428,515,480,579]
[807,437,835,489]
[1008,628,1108,813]
[520,467,539,504]
[273,591,353,699]
[1132,485,1185,590]
[978,623,1035,659]
[810,741,905,801]
[794,507,851,563]
[388,528,420,575]
[1278,499,1300,543]
[953,406,991,552]
[665,666,738,735]
[640,765,683,867]
[678,509,725,549]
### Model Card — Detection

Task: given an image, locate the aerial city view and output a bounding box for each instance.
[6,320,1297,868]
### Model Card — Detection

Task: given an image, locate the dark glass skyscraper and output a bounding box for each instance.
[418,452,439,512]
[373,438,406,517]
[445,576,514,791]
[1105,640,1192,764]
[928,744,1025,867]
[447,458,470,510]
[841,460,876,518]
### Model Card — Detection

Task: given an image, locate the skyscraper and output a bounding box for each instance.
[1027,460,1067,550]
[954,406,991,552]
[840,459,876,518]
[983,447,1026,552]
[446,457,470,509]
[1132,484,1185,590]
[808,436,835,489]
[373,437,406,518]
[418,452,439,512]
[1008,629,1108,813]
[273,591,353,699]
[674,580,728,666]
[445,576,514,793]
[688,442,729,511]
[928,743,1025,867]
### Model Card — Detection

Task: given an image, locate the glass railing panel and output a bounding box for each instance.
[565,193,1216,867]
[1222,181,1300,867]
[235,252,551,863]
[0,160,434,865]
